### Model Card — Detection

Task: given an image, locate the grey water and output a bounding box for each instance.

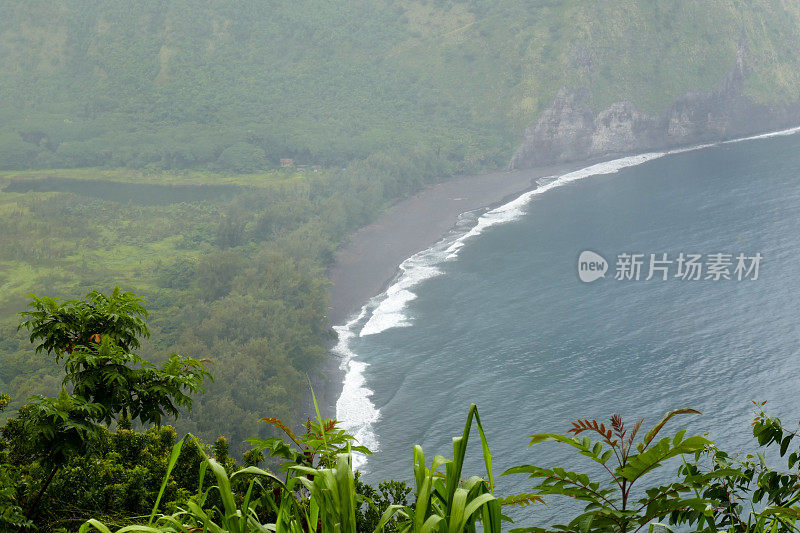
[3,177,243,205]
[339,131,800,527]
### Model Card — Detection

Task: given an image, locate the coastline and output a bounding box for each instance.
[326,160,593,325]
[314,123,800,423]
[316,158,595,417]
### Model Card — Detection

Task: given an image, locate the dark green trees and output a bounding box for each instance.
[8,287,211,519]
[19,287,149,357]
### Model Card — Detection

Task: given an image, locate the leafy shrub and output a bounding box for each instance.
[0,393,32,532]
[504,408,717,532]
[354,476,412,533]
[0,288,211,529]
[78,404,502,533]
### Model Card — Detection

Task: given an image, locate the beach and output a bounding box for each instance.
[317,159,591,415]
[326,162,591,325]
[305,123,800,455]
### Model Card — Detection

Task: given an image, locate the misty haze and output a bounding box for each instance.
[1,2,800,532]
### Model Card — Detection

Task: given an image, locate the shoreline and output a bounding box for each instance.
[314,122,800,422]
[326,160,596,324]
[315,158,599,417]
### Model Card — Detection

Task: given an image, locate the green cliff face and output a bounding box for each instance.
[1,1,799,172]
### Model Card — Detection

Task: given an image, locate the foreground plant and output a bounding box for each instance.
[79,388,361,532]
[246,412,371,473]
[78,403,502,533]
[504,408,723,532]
[6,288,211,522]
[670,402,800,532]
[0,393,32,532]
[375,404,502,533]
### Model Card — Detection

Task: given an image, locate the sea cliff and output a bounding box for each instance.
[509,49,800,169]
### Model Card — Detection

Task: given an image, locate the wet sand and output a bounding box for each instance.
[316,160,594,416]
[326,162,591,325]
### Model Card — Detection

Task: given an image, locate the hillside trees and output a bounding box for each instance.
[4,1,800,174]
[0,145,454,455]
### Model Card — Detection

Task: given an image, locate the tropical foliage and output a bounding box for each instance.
[5,291,800,531]
[74,403,503,533]
[372,404,502,533]
[504,409,717,532]
[0,148,450,452]
[3,2,800,531]
[29,402,800,533]
[1,288,210,528]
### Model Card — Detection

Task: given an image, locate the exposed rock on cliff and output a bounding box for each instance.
[509,53,800,169]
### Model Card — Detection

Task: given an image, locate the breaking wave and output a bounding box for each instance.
[333,125,800,470]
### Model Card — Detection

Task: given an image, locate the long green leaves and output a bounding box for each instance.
[374,403,501,533]
[82,403,800,533]
[148,434,186,526]
[292,451,358,532]
[80,390,371,533]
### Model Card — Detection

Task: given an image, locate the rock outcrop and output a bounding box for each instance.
[509,51,800,169]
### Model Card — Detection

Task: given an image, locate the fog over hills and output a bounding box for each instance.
[4,2,800,531]
[3,1,800,172]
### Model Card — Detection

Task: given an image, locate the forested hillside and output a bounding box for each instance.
[0,153,449,449]
[3,1,800,172]
[3,0,800,450]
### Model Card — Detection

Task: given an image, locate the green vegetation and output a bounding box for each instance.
[1,295,503,532]
[4,0,800,451]
[0,152,450,451]
[4,2,800,530]
[4,291,800,531]
[3,2,800,173]
[370,404,501,532]
[4,288,210,524]
[505,410,722,531]
[0,288,400,531]
[62,405,800,532]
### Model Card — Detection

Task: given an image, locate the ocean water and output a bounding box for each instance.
[334,128,800,526]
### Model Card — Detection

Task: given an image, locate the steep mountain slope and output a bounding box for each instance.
[2,1,800,172]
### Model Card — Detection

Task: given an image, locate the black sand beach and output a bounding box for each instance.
[326,162,593,325]
[316,160,593,415]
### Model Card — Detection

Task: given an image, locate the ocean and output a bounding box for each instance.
[334,128,800,526]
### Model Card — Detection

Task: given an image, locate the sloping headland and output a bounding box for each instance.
[509,49,800,170]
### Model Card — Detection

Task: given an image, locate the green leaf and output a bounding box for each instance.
[620,436,711,482]
[643,408,701,446]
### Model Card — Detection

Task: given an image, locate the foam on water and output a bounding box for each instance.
[333,308,378,469]
[724,125,800,143]
[333,125,800,469]
[359,261,441,337]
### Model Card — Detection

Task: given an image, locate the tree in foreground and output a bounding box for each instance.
[7,287,211,520]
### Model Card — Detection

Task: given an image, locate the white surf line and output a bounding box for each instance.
[333,307,378,470]
[723,125,800,144]
[333,123,800,470]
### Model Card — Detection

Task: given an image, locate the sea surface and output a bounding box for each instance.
[334,128,800,527]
